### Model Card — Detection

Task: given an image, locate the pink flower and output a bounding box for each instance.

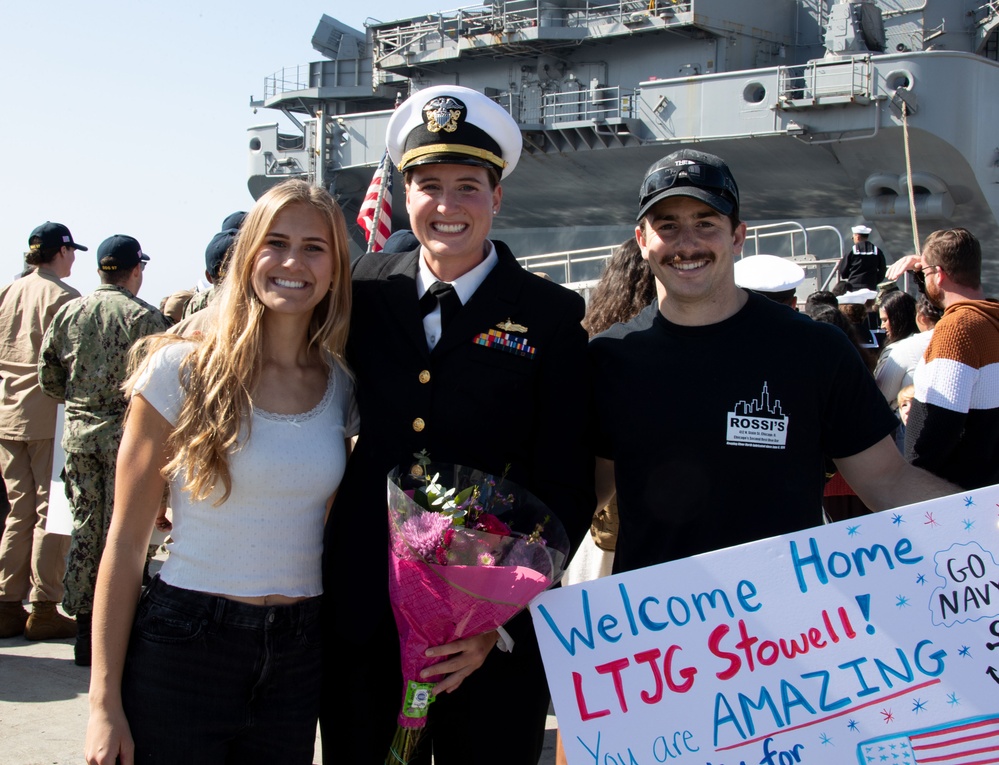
[400,511,452,560]
[475,513,512,537]
[434,528,457,565]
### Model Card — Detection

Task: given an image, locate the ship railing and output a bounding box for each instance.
[541,85,629,123]
[517,222,844,301]
[974,1,999,25]
[740,222,845,293]
[264,65,312,99]
[518,246,616,294]
[489,86,635,125]
[563,0,693,27]
[371,0,694,62]
[372,4,506,62]
[777,57,873,105]
[742,222,844,264]
[263,59,371,98]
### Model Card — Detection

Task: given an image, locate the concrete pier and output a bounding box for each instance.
[0,580,560,765]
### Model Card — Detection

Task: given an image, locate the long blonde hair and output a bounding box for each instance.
[126,180,352,504]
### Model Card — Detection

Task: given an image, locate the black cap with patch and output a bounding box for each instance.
[205,229,238,279]
[97,235,149,272]
[637,149,740,221]
[28,222,88,252]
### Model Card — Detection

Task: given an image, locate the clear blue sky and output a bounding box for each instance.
[0,0,416,304]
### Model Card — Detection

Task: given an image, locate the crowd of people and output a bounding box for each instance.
[0,84,996,765]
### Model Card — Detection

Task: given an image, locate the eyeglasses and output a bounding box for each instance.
[912,264,942,291]
[139,262,146,272]
[639,162,739,209]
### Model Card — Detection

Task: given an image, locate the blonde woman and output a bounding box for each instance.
[84,180,357,765]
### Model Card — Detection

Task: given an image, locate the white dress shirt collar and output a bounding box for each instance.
[417,241,498,349]
[417,241,498,303]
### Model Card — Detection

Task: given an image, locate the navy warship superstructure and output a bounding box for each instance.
[247,0,999,286]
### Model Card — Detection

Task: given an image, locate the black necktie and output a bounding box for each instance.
[420,281,461,332]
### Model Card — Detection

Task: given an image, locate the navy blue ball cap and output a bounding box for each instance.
[28,221,88,252]
[220,211,247,231]
[205,228,238,278]
[637,149,740,221]
[381,229,420,254]
[97,235,149,272]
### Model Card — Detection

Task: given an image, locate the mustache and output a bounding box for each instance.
[665,253,713,264]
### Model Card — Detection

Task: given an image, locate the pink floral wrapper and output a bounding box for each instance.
[384,464,569,762]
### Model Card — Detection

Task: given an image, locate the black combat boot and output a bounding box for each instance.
[74,612,92,667]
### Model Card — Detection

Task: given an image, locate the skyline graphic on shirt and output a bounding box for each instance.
[733,382,784,418]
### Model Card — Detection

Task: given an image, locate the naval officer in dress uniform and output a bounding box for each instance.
[319,85,595,764]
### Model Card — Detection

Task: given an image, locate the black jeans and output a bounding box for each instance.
[122,576,321,764]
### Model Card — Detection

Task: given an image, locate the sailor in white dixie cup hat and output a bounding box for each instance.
[734,254,806,309]
[840,222,887,291]
[320,85,594,765]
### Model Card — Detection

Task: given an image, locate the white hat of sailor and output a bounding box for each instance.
[851,224,873,235]
[838,288,879,305]
[386,85,523,179]
[733,254,805,293]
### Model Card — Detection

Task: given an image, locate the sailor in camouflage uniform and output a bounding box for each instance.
[179,285,212,318]
[38,235,170,665]
[180,211,244,322]
[175,227,238,332]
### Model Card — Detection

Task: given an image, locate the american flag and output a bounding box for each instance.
[356,151,393,252]
[858,716,999,765]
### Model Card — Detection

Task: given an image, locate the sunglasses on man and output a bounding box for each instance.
[638,162,739,210]
[912,264,943,292]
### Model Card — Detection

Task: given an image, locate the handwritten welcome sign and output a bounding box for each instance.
[532,488,999,765]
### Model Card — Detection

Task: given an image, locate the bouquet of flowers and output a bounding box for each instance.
[385,451,569,764]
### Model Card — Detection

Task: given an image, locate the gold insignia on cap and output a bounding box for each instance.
[497,318,527,333]
[424,96,463,134]
[401,144,507,171]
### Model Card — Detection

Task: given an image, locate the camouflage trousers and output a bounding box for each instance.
[62,450,117,617]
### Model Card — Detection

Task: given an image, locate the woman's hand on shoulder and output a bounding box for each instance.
[85,704,134,765]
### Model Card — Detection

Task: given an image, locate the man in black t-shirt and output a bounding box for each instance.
[591,149,957,573]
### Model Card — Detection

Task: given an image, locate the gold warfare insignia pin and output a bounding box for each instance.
[424,96,464,134]
[497,318,527,333]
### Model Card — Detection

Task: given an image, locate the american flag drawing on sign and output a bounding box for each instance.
[356,151,393,252]
[857,715,999,765]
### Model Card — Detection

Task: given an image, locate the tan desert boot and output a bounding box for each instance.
[24,601,76,640]
[0,601,29,638]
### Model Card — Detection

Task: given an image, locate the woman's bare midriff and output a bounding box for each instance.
[208,592,311,606]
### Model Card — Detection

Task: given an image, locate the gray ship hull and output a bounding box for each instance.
[246,2,999,287]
